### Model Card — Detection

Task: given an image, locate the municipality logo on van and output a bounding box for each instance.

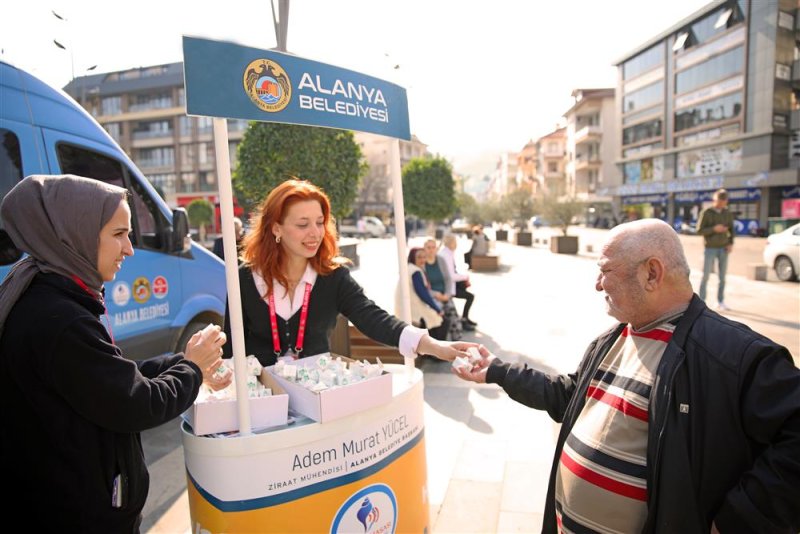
[243,59,291,112]
[331,484,396,534]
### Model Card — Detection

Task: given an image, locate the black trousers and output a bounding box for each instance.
[455,281,474,320]
[421,316,450,341]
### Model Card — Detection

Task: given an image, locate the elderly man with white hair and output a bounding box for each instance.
[455,219,799,534]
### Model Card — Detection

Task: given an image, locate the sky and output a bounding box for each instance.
[1,0,710,175]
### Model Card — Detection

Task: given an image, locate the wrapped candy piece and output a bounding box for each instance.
[246,356,262,376]
[320,369,336,387]
[282,364,298,381]
[316,354,330,369]
[246,375,259,390]
[452,356,473,372]
[466,347,482,364]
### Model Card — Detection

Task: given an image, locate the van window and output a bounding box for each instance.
[58,143,125,189]
[0,128,24,265]
[56,143,167,252]
[127,175,167,251]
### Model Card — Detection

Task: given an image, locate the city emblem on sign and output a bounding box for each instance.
[243,59,291,112]
[132,276,151,304]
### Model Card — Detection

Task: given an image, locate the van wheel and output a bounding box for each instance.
[175,320,210,355]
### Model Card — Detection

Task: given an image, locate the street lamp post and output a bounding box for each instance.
[52,10,97,101]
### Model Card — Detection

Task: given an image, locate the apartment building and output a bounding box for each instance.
[612,0,800,234]
[536,127,568,198]
[486,152,519,200]
[516,140,538,189]
[352,132,429,218]
[65,62,248,232]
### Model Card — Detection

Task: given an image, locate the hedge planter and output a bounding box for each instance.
[550,235,578,254]
[516,231,532,246]
[495,229,508,241]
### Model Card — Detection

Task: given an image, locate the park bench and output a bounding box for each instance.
[471,254,500,272]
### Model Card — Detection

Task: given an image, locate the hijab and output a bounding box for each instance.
[0,174,127,336]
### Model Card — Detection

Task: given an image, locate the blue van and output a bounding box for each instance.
[0,60,226,358]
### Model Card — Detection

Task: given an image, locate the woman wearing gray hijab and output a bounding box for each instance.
[0,175,229,533]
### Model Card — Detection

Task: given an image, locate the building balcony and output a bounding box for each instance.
[574,155,601,171]
[574,125,602,144]
[132,136,176,149]
[97,106,184,123]
[791,109,800,130]
[793,60,800,88]
[136,160,174,173]
[132,130,173,140]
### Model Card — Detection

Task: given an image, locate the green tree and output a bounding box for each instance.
[456,192,479,222]
[502,186,536,229]
[234,122,366,221]
[186,198,214,243]
[402,157,456,221]
[541,194,583,236]
[480,199,506,225]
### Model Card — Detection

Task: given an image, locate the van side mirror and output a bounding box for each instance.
[171,208,191,253]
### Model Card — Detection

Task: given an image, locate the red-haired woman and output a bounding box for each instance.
[222,179,470,366]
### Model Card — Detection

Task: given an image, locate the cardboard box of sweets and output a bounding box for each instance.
[184,372,289,436]
[267,353,392,423]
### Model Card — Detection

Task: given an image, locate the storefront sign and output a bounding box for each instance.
[183,36,410,140]
[622,194,668,205]
[677,142,742,179]
[674,187,760,204]
[781,185,800,199]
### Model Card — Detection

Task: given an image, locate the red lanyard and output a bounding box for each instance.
[268,282,312,359]
[70,275,115,345]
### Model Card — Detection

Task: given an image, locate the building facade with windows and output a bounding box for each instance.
[536,127,568,198]
[564,89,620,199]
[563,88,621,227]
[486,152,519,200]
[65,62,248,232]
[352,132,429,218]
[610,0,800,234]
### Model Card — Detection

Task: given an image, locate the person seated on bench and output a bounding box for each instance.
[396,247,450,341]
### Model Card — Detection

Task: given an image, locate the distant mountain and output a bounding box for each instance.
[452,150,500,179]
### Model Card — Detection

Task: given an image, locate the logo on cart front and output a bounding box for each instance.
[243,59,291,112]
[331,484,396,534]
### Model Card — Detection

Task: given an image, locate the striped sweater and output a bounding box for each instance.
[555,319,679,533]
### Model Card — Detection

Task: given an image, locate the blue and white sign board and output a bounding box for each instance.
[183,36,410,140]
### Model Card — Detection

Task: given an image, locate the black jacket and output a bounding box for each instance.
[223,264,407,366]
[0,273,203,533]
[486,295,800,533]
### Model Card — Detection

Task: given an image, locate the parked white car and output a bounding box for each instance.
[338,216,386,238]
[763,223,800,281]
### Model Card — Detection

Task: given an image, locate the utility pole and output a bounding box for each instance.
[271,0,290,52]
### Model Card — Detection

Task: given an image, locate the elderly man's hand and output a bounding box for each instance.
[452,345,495,384]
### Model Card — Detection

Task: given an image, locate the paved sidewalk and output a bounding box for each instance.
[146,235,798,533]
